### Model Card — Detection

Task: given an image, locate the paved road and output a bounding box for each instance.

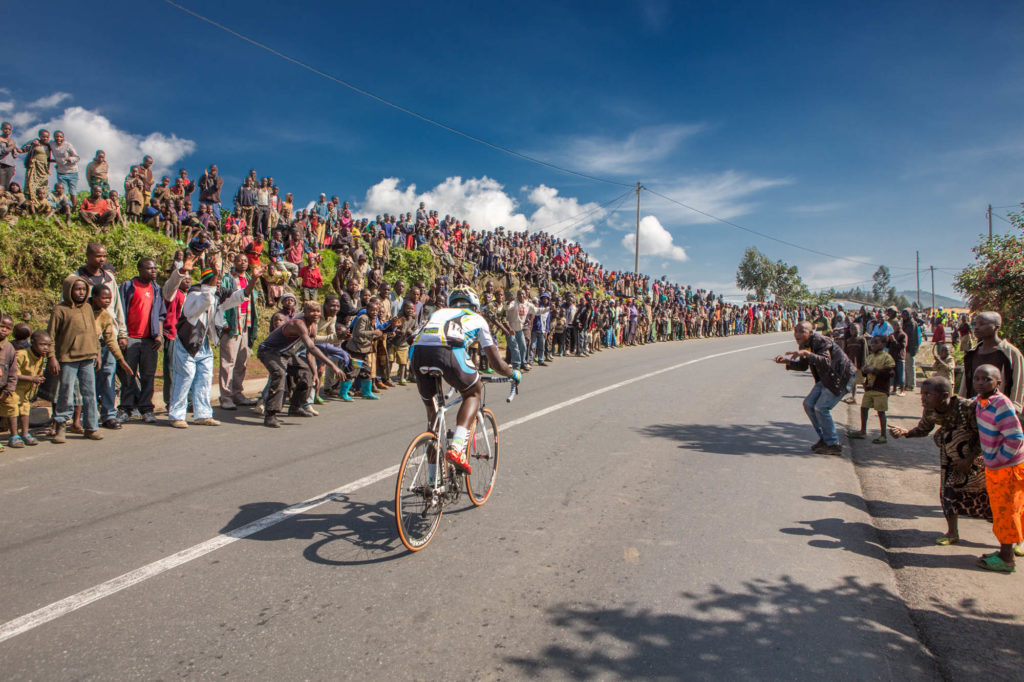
[0,333,941,680]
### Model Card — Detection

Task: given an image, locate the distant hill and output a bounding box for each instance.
[895,290,965,308]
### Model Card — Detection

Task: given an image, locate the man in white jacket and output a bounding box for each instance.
[162,253,263,428]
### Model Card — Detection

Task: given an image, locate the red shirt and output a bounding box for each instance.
[298,266,323,289]
[81,197,109,213]
[126,279,154,339]
[163,289,185,340]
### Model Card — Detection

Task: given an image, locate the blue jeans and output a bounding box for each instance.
[532,330,546,364]
[94,348,117,422]
[56,359,98,431]
[55,172,77,198]
[510,330,527,368]
[802,377,854,446]
[168,339,214,421]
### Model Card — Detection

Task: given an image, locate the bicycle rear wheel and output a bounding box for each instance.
[395,432,444,551]
[465,408,499,506]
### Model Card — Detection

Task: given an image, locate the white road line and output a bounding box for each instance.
[0,338,789,644]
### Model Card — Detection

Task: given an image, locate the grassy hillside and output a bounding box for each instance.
[0,217,178,323]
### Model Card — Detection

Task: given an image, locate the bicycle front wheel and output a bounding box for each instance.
[465,408,499,506]
[395,432,444,551]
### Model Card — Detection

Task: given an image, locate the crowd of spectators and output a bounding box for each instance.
[0,124,923,447]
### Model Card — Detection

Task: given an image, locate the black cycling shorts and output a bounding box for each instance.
[410,345,479,401]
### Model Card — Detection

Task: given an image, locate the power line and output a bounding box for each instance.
[641,186,914,271]
[162,0,633,189]
[535,190,633,237]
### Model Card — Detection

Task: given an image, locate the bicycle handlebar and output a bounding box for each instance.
[481,375,519,403]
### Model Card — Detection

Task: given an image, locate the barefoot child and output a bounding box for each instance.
[889,376,991,546]
[848,335,894,444]
[973,364,1024,573]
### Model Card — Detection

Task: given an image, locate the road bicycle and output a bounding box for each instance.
[394,372,517,552]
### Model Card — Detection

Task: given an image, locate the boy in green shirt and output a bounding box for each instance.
[848,335,896,444]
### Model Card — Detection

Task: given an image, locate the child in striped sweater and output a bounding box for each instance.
[973,364,1024,573]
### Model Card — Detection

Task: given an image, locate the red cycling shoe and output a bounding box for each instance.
[446,447,472,475]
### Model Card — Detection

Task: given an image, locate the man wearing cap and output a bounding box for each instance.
[163,254,264,428]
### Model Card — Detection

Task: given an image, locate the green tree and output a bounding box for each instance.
[871,266,890,301]
[954,206,1024,347]
[735,247,775,300]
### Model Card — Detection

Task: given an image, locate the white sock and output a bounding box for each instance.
[451,426,469,453]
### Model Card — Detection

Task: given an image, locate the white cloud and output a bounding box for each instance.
[621,215,688,261]
[646,170,791,224]
[10,111,36,128]
[358,176,610,243]
[34,105,196,188]
[2,93,196,187]
[801,257,876,291]
[0,101,13,113]
[28,92,71,109]
[553,123,705,175]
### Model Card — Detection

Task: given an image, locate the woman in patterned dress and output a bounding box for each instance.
[890,375,992,545]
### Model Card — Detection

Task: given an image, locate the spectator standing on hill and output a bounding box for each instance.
[218,253,260,410]
[776,321,855,456]
[48,130,79,207]
[20,129,53,199]
[86,150,110,197]
[118,258,166,424]
[0,122,20,190]
[198,164,223,218]
[138,156,155,205]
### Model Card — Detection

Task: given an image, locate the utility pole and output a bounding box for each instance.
[633,182,641,273]
[915,251,921,309]
[988,204,993,241]
[930,265,935,312]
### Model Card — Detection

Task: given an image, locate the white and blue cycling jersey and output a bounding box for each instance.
[411,308,495,374]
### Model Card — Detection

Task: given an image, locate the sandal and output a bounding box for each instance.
[977,554,1016,573]
[847,430,866,440]
[935,535,959,546]
[23,434,39,446]
[872,436,888,444]
[7,435,25,449]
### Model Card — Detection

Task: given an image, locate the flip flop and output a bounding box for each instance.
[847,431,866,440]
[872,436,888,444]
[1017,544,1024,558]
[977,554,1016,573]
[935,536,959,546]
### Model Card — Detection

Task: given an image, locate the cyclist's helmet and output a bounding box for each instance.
[447,286,480,311]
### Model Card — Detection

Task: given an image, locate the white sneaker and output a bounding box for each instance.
[254,402,265,416]
[220,397,237,410]
[307,406,319,416]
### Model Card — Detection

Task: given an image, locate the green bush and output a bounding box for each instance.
[386,245,436,288]
[0,216,176,320]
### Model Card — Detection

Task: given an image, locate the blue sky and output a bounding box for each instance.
[6,0,1024,299]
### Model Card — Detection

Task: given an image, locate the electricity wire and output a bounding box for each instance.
[642,186,915,271]
[162,0,633,189]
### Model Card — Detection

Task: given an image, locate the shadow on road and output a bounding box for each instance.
[804,491,944,521]
[779,517,987,570]
[220,496,409,565]
[504,575,945,679]
[635,421,813,457]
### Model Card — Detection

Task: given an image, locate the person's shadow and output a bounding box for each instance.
[220,495,411,565]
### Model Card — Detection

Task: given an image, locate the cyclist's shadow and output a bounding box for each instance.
[220,495,413,566]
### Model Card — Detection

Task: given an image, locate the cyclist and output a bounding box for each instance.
[410,285,521,475]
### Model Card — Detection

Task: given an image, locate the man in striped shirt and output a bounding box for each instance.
[973,364,1024,573]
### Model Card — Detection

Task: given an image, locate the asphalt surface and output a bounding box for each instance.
[0,333,942,680]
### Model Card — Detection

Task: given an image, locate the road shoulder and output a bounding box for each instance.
[842,391,1024,679]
